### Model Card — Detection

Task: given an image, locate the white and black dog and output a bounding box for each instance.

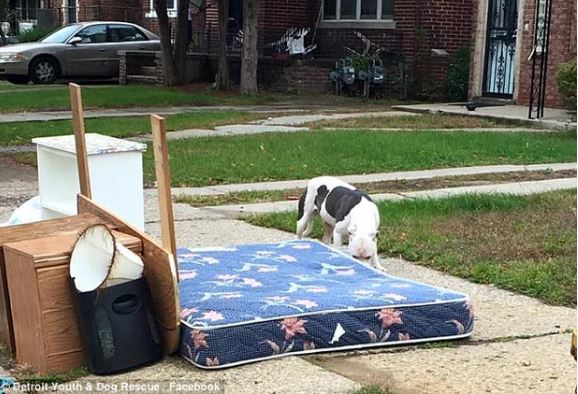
[297,176,381,268]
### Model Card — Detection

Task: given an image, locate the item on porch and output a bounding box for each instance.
[267,28,317,57]
[32,133,147,229]
[72,276,162,374]
[357,58,385,99]
[70,224,144,292]
[2,227,142,373]
[177,240,474,369]
[329,58,356,95]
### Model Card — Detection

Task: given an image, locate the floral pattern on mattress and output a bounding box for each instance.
[178,240,474,368]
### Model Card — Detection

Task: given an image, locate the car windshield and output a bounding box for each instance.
[40,25,81,43]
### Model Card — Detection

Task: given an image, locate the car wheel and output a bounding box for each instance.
[5,75,29,85]
[29,57,59,84]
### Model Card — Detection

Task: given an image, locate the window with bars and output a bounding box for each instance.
[323,0,394,21]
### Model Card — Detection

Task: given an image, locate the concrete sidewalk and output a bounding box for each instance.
[204,178,577,216]
[0,105,317,124]
[171,163,577,197]
[393,103,577,130]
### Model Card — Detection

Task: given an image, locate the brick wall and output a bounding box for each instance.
[308,0,476,99]
[259,58,333,93]
[517,0,577,108]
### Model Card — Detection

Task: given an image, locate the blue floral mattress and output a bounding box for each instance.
[178,240,474,369]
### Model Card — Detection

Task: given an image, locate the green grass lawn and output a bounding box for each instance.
[0,110,272,145]
[246,191,577,307]
[143,129,576,186]
[0,84,288,113]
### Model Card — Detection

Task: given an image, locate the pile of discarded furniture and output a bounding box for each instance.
[0,85,179,375]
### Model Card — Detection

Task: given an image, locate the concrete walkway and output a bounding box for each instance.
[171,163,576,197]
[129,111,417,142]
[0,105,322,124]
[255,111,414,126]
[204,178,577,216]
[393,103,577,130]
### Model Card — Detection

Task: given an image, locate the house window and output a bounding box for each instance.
[323,0,394,21]
[147,0,178,18]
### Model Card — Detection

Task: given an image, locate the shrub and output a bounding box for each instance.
[556,59,577,111]
[447,46,471,102]
[16,26,55,43]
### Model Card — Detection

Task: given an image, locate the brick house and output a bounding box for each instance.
[469,0,576,108]
[16,0,576,107]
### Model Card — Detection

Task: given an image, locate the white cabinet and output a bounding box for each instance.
[32,134,147,230]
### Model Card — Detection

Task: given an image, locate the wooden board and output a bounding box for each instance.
[0,213,110,351]
[77,195,180,353]
[69,83,92,199]
[151,115,177,264]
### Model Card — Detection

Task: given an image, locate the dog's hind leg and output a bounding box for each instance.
[322,222,333,244]
[297,190,313,239]
[303,212,317,237]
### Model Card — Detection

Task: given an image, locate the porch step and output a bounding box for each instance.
[140,66,159,77]
[471,96,513,106]
[126,75,159,84]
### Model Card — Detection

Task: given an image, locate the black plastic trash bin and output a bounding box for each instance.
[71,277,163,375]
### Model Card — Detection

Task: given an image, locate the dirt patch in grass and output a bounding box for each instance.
[176,170,576,207]
[381,192,577,306]
[307,113,525,130]
[360,170,576,193]
[245,191,577,306]
[434,207,576,263]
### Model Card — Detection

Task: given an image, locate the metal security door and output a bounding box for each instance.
[483,0,518,97]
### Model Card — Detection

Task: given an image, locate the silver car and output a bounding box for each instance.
[0,21,160,84]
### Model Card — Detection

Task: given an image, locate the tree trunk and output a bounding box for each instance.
[173,0,189,84]
[240,0,258,95]
[0,28,6,47]
[0,0,8,46]
[155,0,178,85]
[216,0,229,90]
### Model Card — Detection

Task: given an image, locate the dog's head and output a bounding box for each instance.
[347,224,379,262]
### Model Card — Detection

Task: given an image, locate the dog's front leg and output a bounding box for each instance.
[332,229,344,248]
[371,253,383,270]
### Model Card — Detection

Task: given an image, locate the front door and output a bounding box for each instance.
[483,0,518,97]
